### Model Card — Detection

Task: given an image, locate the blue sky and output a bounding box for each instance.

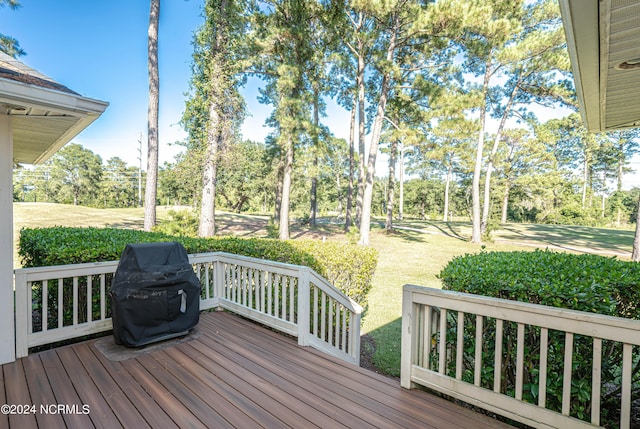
[1,0,286,167]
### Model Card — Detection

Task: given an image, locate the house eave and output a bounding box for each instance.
[558,0,601,132]
[560,0,640,133]
[0,76,108,164]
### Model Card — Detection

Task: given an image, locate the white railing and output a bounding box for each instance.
[14,252,362,365]
[401,285,640,429]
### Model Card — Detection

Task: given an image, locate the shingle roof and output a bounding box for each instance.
[0,51,79,96]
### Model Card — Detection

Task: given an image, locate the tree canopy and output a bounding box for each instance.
[0,0,25,57]
[12,0,640,252]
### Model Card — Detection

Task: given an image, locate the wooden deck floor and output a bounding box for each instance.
[1,311,513,428]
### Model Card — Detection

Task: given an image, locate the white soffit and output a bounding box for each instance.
[560,0,640,132]
[604,0,640,130]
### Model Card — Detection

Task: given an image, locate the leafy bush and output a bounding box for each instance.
[439,250,640,318]
[152,210,199,237]
[19,227,377,306]
[439,250,640,424]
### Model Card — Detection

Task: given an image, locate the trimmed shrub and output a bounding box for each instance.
[439,249,640,319]
[19,227,377,306]
[439,249,640,424]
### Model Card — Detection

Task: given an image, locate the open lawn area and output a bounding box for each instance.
[13,202,636,376]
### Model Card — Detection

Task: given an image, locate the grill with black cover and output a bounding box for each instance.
[110,242,200,347]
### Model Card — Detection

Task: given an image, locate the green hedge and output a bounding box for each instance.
[439,249,640,319]
[19,227,377,306]
[439,249,640,424]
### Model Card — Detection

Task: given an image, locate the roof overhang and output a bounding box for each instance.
[559,0,640,132]
[0,53,108,165]
[1,78,108,164]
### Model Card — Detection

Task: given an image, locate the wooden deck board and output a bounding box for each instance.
[3,360,38,429]
[200,310,501,429]
[62,343,146,429]
[134,352,236,429]
[144,349,264,429]
[195,317,394,428]
[163,346,303,429]
[38,349,95,429]
[21,355,66,429]
[1,311,513,429]
[189,333,350,429]
[86,345,179,429]
[119,358,210,429]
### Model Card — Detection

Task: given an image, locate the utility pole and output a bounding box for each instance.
[137,133,143,207]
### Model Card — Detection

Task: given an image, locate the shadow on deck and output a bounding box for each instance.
[1,312,512,428]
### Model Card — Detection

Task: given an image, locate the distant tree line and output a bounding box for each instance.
[13,144,140,208]
[12,135,640,230]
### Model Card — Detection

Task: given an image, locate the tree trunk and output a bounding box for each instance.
[386,140,397,233]
[582,153,588,208]
[601,169,606,219]
[501,180,510,224]
[359,15,398,246]
[310,87,319,226]
[398,141,404,221]
[336,173,343,215]
[632,194,640,261]
[471,61,491,243]
[345,92,356,232]
[355,46,366,228]
[617,141,624,192]
[279,136,294,240]
[199,101,220,237]
[310,171,317,225]
[481,83,518,234]
[274,159,284,223]
[144,0,160,231]
[199,151,217,236]
[443,163,452,222]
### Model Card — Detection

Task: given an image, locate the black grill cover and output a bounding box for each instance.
[110,242,200,347]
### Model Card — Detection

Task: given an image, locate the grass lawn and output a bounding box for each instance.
[13,203,636,377]
[12,203,181,268]
[362,225,536,375]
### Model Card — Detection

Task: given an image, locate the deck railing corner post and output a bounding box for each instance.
[297,267,311,347]
[14,269,29,358]
[350,311,361,365]
[213,255,224,310]
[400,285,415,389]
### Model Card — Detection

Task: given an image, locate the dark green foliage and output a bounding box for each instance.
[439,250,640,318]
[19,227,377,306]
[439,249,640,424]
[293,239,378,303]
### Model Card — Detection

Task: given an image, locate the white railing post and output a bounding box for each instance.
[297,267,310,347]
[349,311,361,364]
[400,285,414,389]
[214,255,224,309]
[14,270,29,358]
